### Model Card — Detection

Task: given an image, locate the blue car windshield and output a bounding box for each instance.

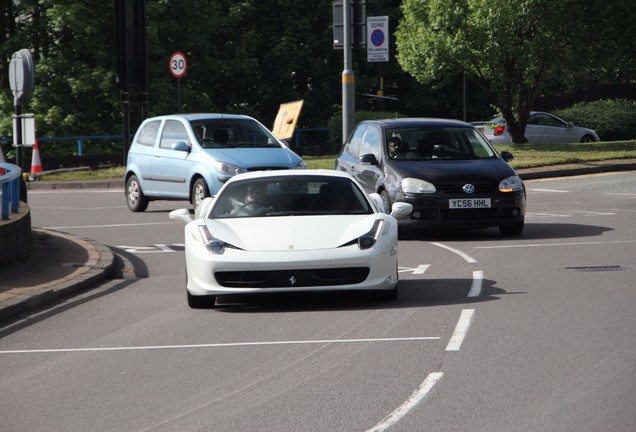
[386,127,497,160]
[191,118,281,149]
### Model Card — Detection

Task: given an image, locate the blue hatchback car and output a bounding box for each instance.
[125,114,305,212]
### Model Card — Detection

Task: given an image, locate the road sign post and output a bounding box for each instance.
[169,52,187,112]
[9,49,35,169]
[367,16,389,63]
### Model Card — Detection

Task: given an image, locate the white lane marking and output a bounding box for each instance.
[569,210,615,216]
[475,239,636,249]
[366,372,444,432]
[42,222,175,230]
[467,271,484,298]
[606,193,636,197]
[446,309,475,351]
[528,188,569,193]
[398,265,430,274]
[526,212,571,217]
[431,242,477,263]
[116,244,185,254]
[609,208,636,212]
[155,244,176,252]
[528,210,616,217]
[0,336,441,355]
[412,264,430,274]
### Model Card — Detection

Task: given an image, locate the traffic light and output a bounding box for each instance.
[332,0,366,49]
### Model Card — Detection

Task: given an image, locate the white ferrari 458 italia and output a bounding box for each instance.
[169,169,413,308]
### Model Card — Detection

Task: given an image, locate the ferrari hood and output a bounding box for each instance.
[204,215,379,251]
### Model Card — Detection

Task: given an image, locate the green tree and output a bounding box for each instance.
[0,0,120,161]
[395,0,630,143]
[145,0,342,129]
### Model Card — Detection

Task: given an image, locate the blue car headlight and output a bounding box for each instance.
[212,161,247,176]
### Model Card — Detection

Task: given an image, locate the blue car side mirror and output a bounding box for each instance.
[171,141,190,152]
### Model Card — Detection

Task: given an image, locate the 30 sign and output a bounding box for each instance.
[169,52,187,78]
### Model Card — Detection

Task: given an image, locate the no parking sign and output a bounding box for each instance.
[367,16,389,62]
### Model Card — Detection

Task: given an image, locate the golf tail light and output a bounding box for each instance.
[198,225,225,254]
[494,125,505,136]
[358,220,384,250]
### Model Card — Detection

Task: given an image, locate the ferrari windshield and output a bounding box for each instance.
[210,175,374,218]
[386,126,497,160]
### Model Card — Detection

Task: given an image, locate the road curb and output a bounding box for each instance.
[0,229,115,321]
[518,160,636,180]
[27,179,125,190]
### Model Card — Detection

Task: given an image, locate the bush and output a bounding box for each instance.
[553,99,636,141]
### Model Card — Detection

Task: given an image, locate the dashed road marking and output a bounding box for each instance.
[468,271,484,298]
[366,372,444,432]
[431,242,477,263]
[446,309,476,351]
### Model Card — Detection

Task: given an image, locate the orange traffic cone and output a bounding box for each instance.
[30,140,43,179]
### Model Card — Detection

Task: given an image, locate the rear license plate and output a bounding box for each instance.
[449,198,491,209]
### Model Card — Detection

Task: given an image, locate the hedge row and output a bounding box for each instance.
[553,99,636,141]
[328,100,636,147]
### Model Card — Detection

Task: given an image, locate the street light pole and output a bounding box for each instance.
[342,0,355,144]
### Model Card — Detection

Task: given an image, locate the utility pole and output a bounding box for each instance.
[342,1,355,144]
[333,1,365,144]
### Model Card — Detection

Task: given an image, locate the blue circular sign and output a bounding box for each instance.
[371,29,385,47]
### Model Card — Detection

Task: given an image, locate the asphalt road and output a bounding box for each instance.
[1,172,635,432]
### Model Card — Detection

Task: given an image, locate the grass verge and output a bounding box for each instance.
[38,140,636,181]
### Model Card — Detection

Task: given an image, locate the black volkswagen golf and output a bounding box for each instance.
[334,118,526,236]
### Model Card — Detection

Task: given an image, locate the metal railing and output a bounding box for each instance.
[0,162,22,220]
[0,135,124,157]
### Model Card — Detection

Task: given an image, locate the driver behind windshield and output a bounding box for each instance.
[229,184,273,216]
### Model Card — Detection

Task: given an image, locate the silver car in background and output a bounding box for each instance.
[473,111,600,145]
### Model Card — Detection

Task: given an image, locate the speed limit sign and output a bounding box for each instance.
[169,52,187,78]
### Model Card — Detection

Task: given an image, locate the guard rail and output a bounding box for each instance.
[0,162,22,220]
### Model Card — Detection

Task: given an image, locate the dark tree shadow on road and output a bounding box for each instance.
[399,223,613,242]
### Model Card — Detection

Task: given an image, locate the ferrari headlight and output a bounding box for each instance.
[212,160,247,176]
[197,225,225,254]
[402,177,436,194]
[358,220,384,250]
[499,175,523,192]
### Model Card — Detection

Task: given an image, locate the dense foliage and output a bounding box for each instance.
[554,100,636,142]
[1,0,489,160]
[0,0,633,163]
[396,0,636,144]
